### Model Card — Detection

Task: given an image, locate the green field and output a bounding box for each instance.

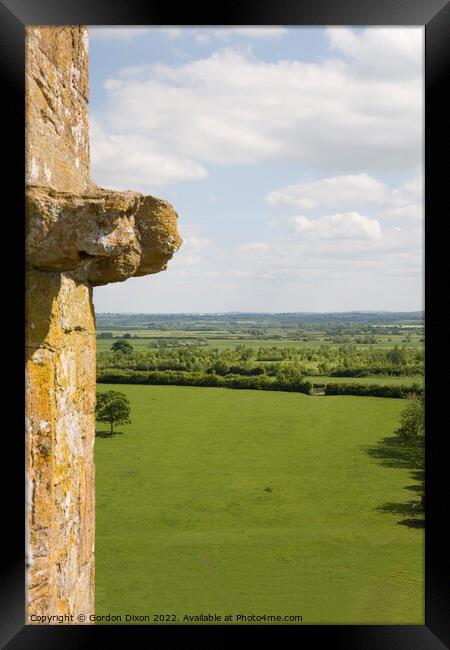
[95,384,423,624]
[96,335,423,352]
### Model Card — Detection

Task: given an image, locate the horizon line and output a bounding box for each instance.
[95,310,424,315]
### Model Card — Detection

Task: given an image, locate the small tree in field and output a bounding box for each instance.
[394,393,424,438]
[95,390,131,435]
[111,339,133,355]
[394,392,425,510]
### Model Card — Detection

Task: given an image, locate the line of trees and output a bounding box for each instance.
[97,369,423,398]
[97,369,312,395]
[324,383,423,399]
[97,342,423,378]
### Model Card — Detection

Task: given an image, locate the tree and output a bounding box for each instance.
[95,390,131,435]
[276,364,303,383]
[394,393,425,510]
[394,393,424,438]
[111,339,133,355]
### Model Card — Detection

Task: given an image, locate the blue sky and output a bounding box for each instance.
[88,26,423,313]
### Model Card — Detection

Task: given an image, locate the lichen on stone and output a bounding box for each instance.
[25,25,182,622]
[26,185,182,285]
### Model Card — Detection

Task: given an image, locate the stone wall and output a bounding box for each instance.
[25,27,91,194]
[25,270,97,619]
[25,27,181,621]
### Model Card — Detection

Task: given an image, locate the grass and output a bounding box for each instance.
[95,384,424,624]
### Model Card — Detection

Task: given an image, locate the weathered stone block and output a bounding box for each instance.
[25,26,181,622]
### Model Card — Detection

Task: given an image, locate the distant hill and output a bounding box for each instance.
[95,311,424,330]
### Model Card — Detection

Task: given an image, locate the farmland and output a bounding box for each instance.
[95,384,424,624]
[94,312,424,624]
[96,313,424,396]
[95,312,424,351]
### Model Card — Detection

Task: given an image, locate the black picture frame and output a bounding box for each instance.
[3,0,449,647]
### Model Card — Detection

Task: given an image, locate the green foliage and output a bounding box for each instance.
[111,339,133,355]
[97,368,312,395]
[275,364,302,382]
[96,311,424,330]
[97,332,113,339]
[324,383,423,399]
[97,340,423,378]
[95,390,131,434]
[392,393,425,513]
[96,316,424,402]
[394,393,425,438]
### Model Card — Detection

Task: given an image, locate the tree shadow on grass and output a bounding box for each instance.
[364,435,425,529]
[95,430,124,438]
[378,500,425,528]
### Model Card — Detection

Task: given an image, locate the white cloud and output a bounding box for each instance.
[327,27,423,79]
[292,212,382,240]
[230,224,421,281]
[159,28,183,40]
[181,235,210,251]
[93,213,423,312]
[195,33,213,46]
[379,203,423,222]
[89,26,288,45]
[91,27,423,312]
[267,173,389,210]
[389,174,423,208]
[164,225,212,272]
[267,172,423,225]
[239,242,270,252]
[193,27,288,44]
[94,28,422,178]
[90,117,208,190]
[219,27,288,40]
